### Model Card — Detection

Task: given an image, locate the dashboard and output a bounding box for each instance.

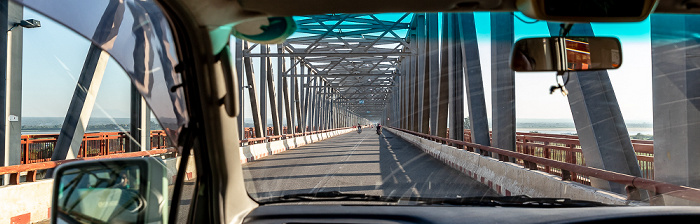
[243,205,700,223]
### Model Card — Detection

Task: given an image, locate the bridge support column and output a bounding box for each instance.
[0,1,23,185]
[416,14,430,134]
[457,13,489,153]
[51,0,127,164]
[490,12,516,161]
[243,41,264,138]
[52,45,108,161]
[293,59,302,132]
[411,29,419,132]
[427,13,439,136]
[547,23,645,198]
[651,14,700,205]
[265,46,281,135]
[448,14,465,142]
[235,39,245,139]
[259,45,268,135]
[279,48,293,134]
[129,86,150,152]
[436,14,450,138]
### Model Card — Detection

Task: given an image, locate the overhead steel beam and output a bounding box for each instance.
[244,52,412,57]
[283,73,399,77]
[305,85,394,88]
[298,24,410,29]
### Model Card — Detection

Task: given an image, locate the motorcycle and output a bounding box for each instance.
[357,127,362,134]
[376,128,381,135]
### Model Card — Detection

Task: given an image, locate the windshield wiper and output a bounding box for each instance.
[258,191,397,205]
[259,192,614,208]
[405,195,614,208]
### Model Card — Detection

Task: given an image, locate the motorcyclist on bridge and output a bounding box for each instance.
[376,123,382,135]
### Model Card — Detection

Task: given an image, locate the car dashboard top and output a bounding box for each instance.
[243,204,700,224]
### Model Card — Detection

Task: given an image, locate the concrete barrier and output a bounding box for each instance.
[239,128,354,164]
[386,128,641,206]
[0,179,52,224]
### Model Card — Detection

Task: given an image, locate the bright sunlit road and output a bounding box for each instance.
[244,128,497,200]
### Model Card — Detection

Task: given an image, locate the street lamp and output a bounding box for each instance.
[8,19,41,32]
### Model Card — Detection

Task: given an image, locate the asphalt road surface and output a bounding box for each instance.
[243,127,497,201]
[40,129,495,223]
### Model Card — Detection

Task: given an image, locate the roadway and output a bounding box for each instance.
[243,127,497,201]
[38,128,494,223]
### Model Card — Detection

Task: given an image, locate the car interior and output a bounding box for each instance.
[20,0,700,223]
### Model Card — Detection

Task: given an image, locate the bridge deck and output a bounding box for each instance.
[244,128,497,200]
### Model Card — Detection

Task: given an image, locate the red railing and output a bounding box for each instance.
[394,127,700,203]
[240,126,355,146]
[459,130,655,185]
[5,127,354,186]
[0,148,176,185]
[20,130,171,165]
[242,126,308,139]
[518,133,653,184]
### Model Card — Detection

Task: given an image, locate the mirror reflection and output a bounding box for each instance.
[56,164,144,223]
[511,36,622,72]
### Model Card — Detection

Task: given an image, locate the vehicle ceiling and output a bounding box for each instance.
[236,0,700,17]
[180,0,700,30]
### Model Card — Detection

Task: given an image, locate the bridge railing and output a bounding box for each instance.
[461,130,655,184]
[0,148,177,185]
[6,126,354,186]
[395,127,700,203]
[240,126,355,146]
[20,130,172,165]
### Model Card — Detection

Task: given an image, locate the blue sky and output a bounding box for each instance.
[21,9,133,119]
[21,9,654,124]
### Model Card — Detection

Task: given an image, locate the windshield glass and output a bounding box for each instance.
[238,12,700,206]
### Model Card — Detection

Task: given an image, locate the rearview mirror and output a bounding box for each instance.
[510,37,622,72]
[51,157,169,223]
[516,0,658,23]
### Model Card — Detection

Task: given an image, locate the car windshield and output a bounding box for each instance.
[7,1,700,223]
[235,12,699,206]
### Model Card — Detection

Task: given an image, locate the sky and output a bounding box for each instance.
[21,9,133,119]
[19,9,654,126]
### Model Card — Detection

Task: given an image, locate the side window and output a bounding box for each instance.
[1,6,194,223]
